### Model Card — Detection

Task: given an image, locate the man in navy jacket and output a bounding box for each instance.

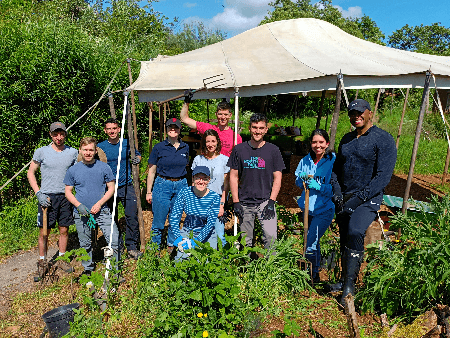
[330,99,397,305]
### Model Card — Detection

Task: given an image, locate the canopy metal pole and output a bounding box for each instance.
[329,73,343,150]
[355,89,359,100]
[108,93,116,119]
[206,99,210,123]
[396,88,410,149]
[373,88,382,120]
[127,99,146,249]
[316,90,326,129]
[148,102,153,154]
[234,88,239,237]
[159,104,164,142]
[163,103,167,139]
[402,71,432,214]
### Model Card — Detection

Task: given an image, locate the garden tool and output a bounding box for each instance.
[157,74,227,105]
[35,206,50,282]
[298,175,314,283]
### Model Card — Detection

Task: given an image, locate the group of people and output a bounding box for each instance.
[28,119,143,279]
[28,95,397,304]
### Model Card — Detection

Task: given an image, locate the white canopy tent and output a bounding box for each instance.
[127,17,450,221]
[128,18,450,101]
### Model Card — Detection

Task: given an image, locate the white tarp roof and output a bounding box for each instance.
[128,18,450,101]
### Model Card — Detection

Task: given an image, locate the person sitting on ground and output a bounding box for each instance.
[295,129,336,284]
[97,118,142,261]
[192,129,230,247]
[169,166,221,261]
[180,94,242,157]
[27,121,78,277]
[64,137,119,277]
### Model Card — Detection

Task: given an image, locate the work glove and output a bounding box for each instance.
[340,195,363,215]
[218,209,232,224]
[307,179,321,191]
[233,202,244,219]
[297,172,309,180]
[131,156,141,165]
[184,89,194,103]
[174,236,197,253]
[36,191,51,208]
[333,194,344,215]
[77,204,90,216]
[261,199,276,220]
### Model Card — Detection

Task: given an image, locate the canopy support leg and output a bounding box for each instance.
[396,88,410,149]
[316,90,326,130]
[234,88,239,237]
[329,73,343,150]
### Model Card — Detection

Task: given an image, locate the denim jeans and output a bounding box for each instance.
[74,208,119,272]
[215,217,226,247]
[174,226,217,262]
[108,183,140,252]
[305,207,334,276]
[151,176,187,249]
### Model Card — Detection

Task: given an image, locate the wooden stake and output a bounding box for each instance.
[443,146,450,185]
[108,93,116,119]
[402,72,432,214]
[344,294,361,338]
[316,90,326,129]
[329,73,343,149]
[127,59,139,150]
[396,88,409,149]
[127,101,146,249]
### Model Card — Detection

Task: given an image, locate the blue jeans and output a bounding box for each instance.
[74,208,119,272]
[174,226,217,262]
[151,176,187,249]
[215,217,226,247]
[305,207,334,276]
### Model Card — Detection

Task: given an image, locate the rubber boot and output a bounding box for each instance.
[324,250,346,293]
[305,251,321,284]
[339,247,364,307]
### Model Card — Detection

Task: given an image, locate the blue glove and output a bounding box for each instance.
[307,179,321,191]
[297,172,309,180]
[36,191,51,208]
[174,236,197,253]
[261,199,276,220]
[77,204,90,216]
[340,195,363,215]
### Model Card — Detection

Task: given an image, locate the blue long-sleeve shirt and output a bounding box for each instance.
[333,125,397,203]
[169,187,220,242]
[295,152,335,215]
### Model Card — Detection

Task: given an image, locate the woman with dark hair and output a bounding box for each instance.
[191,129,230,247]
[295,129,336,283]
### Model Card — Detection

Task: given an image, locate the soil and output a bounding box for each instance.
[0,154,446,336]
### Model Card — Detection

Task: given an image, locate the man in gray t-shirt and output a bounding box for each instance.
[27,122,78,276]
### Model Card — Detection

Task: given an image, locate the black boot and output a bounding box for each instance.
[339,247,364,307]
[305,251,321,285]
[325,250,346,293]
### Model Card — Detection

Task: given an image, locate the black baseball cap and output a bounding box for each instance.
[50,121,67,132]
[192,166,210,177]
[348,99,371,113]
[165,118,182,129]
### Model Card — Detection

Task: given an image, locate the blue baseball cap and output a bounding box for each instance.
[348,99,371,113]
[192,166,210,177]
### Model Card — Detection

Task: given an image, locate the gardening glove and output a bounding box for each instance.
[261,199,276,220]
[77,204,90,216]
[184,89,194,103]
[340,195,363,215]
[233,202,244,220]
[297,172,309,180]
[174,237,196,253]
[307,179,321,191]
[131,156,141,165]
[36,191,51,208]
[218,209,232,224]
[333,194,344,215]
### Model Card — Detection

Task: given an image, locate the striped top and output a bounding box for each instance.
[169,186,221,242]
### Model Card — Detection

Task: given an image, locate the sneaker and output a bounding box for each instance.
[128,250,143,260]
[56,259,74,273]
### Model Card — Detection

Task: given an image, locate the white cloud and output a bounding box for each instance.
[334,5,363,18]
[183,2,197,8]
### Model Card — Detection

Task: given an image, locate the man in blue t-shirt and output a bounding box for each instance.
[64,137,119,276]
[98,118,142,260]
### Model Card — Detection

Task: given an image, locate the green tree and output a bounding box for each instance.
[388,23,450,55]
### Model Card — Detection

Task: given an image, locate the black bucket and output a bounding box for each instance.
[42,303,79,338]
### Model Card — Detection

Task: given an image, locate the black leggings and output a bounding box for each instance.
[336,198,380,252]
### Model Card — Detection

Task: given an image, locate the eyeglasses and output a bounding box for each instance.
[194,176,210,182]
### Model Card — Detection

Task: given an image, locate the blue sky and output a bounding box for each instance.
[151,0,450,41]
